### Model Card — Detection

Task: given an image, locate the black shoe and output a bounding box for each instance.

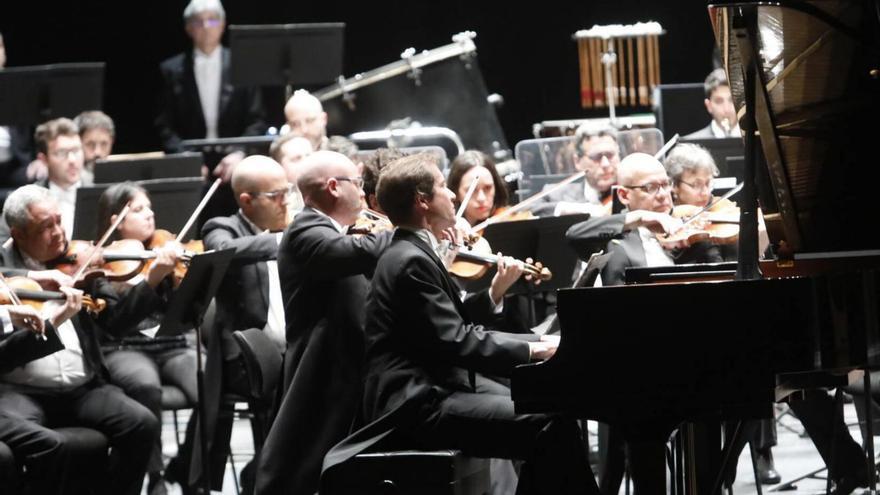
[831,468,870,495]
[756,448,781,485]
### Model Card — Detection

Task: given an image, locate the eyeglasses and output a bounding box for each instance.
[188,17,223,29]
[678,180,713,191]
[250,184,294,201]
[623,179,673,195]
[49,147,83,159]
[581,150,619,162]
[333,176,364,189]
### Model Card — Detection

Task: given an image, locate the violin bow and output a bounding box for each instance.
[0,273,46,340]
[176,178,222,243]
[71,204,132,283]
[673,182,744,233]
[456,170,482,220]
[469,170,586,234]
[653,133,680,160]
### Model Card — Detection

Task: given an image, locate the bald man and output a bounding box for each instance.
[194,155,289,492]
[255,151,393,495]
[284,90,329,151]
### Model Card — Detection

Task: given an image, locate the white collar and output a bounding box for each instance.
[48,180,81,195]
[310,207,346,234]
[710,120,741,138]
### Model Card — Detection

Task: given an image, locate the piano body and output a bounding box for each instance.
[512,0,880,491]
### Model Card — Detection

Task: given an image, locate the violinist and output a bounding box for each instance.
[446,150,510,227]
[255,150,393,495]
[533,123,619,217]
[0,184,160,495]
[196,155,290,492]
[269,133,313,217]
[362,147,408,212]
[95,181,198,493]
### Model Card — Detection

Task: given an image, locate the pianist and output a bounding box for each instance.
[322,153,601,495]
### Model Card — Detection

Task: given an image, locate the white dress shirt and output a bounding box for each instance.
[0,126,12,163]
[240,211,287,351]
[2,254,89,390]
[193,48,223,139]
[638,227,676,268]
[48,180,80,240]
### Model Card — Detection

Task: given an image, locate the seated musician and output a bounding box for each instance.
[199,155,290,493]
[447,150,510,227]
[1,302,107,495]
[74,110,115,185]
[269,133,313,216]
[95,182,197,494]
[322,152,601,495]
[282,90,356,156]
[685,68,741,139]
[0,118,89,246]
[533,123,619,218]
[0,184,160,495]
[567,152,722,287]
[255,150,394,495]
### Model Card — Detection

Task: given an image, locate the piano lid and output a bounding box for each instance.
[708,1,880,254]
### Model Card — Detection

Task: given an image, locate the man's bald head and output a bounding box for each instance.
[231,155,286,197]
[616,153,665,187]
[284,90,328,150]
[297,151,356,201]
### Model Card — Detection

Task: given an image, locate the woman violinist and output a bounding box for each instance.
[446,150,511,228]
[95,182,198,491]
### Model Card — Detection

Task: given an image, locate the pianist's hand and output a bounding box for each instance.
[528,339,558,361]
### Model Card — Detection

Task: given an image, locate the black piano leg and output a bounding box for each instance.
[713,421,746,495]
[864,370,877,493]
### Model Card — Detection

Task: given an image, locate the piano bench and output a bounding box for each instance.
[322,449,490,495]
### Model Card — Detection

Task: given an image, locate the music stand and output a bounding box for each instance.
[93,152,203,184]
[72,178,204,241]
[157,248,235,495]
[228,23,344,96]
[0,63,104,126]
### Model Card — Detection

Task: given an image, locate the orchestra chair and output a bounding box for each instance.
[223,328,283,494]
[322,449,490,495]
[161,384,192,449]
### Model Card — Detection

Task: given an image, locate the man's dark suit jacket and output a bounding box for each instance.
[566,213,722,286]
[155,48,266,153]
[196,211,280,487]
[1,244,164,381]
[254,207,392,495]
[320,228,539,484]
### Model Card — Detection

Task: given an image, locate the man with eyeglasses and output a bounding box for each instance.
[195,155,290,493]
[255,150,393,495]
[534,124,620,217]
[0,118,90,246]
[155,0,265,183]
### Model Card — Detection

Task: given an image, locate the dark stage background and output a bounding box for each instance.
[0,1,717,154]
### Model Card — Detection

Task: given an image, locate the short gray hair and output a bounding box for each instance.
[183,0,225,20]
[74,110,115,139]
[3,185,53,230]
[664,143,719,182]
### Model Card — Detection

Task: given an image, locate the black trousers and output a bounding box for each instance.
[400,387,602,495]
[0,381,159,495]
[0,440,20,495]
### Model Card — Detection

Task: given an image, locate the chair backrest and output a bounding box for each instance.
[232,328,283,404]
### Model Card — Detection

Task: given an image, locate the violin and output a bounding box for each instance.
[0,276,107,316]
[349,209,394,236]
[145,229,202,286]
[448,236,552,282]
[658,197,741,249]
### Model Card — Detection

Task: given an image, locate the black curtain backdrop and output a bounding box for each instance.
[0,1,716,154]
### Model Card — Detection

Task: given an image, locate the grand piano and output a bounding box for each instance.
[512,1,880,492]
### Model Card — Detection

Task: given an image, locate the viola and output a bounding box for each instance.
[448,236,551,282]
[0,276,107,316]
[140,229,201,286]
